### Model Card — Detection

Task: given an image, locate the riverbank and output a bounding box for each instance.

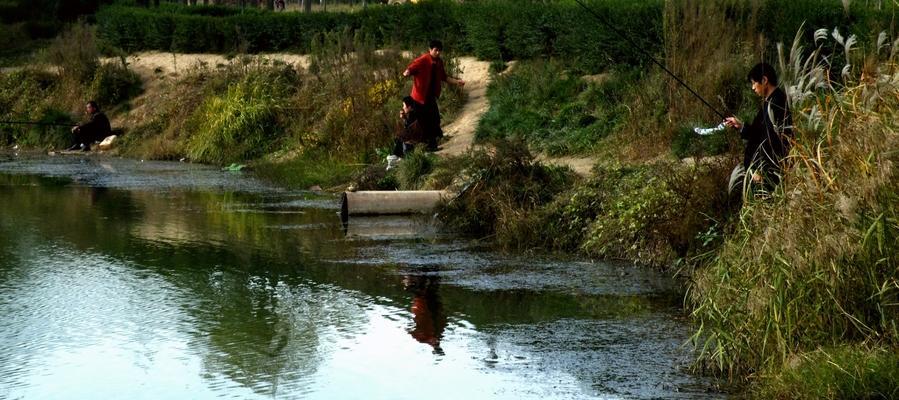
[0,154,725,399]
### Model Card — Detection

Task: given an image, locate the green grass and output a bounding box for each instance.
[253,152,360,190]
[394,148,436,190]
[754,345,899,399]
[186,72,289,164]
[689,45,899,379]
[477,60,637,156]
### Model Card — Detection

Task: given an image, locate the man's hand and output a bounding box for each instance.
[448,77,465,87]
[751,173,763,183]
[724,116,742,130]
[71,126,79,133]
[402,69,411,77]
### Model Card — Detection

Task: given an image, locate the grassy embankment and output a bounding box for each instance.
[430,2,899,398]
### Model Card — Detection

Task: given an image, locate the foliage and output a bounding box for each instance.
[96,0,663,72]
[754,345,899,399]
[689,31,899,379]
[670,125,736,159]
[44,22,100,83]
[394,148,435,190]
[536,159,733,266]
[0,69,73,149]
[89,61,142,106]
[253,151,358,190]
[436,139,575,247]
[477,60,635,156]
[13,108,74,149]
[186,65,294,164]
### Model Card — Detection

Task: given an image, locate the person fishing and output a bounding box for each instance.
[723,63,793,194]
[402,39,465,152]
[393,96,425,158]
[69,101,111,151]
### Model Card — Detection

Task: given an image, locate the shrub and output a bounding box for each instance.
[436,139,575,245]
[186,69,292,164]
[16,108,75,150]
[754,345,899,400]
[44,22,100,83]
[689,48,899,379]
[477,60,634,156]
[89,62,142,106]
[394,148,435,190]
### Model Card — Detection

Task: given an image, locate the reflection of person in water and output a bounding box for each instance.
[403,273,447,355]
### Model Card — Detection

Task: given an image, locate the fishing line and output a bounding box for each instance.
[572,0,729,120]
[0,120,77,127]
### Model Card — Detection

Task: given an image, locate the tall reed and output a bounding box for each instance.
[689,26,899,381]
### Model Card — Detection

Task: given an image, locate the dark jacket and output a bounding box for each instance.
[398,108,425,143]
[78,112,112,143]
[741,87,793,172]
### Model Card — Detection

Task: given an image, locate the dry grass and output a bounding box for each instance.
[689,26,899,382]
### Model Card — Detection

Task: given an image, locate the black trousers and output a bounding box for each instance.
[420,99,442,150]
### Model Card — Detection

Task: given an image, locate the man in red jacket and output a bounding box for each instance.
[403,40,465,151]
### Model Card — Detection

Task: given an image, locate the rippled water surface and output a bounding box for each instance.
[0,154,724,399]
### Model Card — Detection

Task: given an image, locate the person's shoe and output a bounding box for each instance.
[81,144,91,152]
[386,155,401,171]
[66,144,81,151]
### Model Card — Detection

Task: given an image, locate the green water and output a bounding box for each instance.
[0,155,724,399]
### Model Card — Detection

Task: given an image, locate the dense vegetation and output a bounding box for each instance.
[95,0,893,73]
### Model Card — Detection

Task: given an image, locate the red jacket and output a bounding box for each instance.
[406,53,447,104]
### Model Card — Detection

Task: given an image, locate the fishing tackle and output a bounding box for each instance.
[573,0,730,121]
[0,120,77,127]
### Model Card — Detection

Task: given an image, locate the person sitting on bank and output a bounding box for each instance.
[393,96,426,158]
[402,39,465,152]
[723,62,793,194]
[69,101,111,151]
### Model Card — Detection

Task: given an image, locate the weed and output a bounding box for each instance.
[44,22,99,84]
[436,139,575,246]
[394,148,435,190]
[754,345,899,399]
[186,69,293,164]
[689,29,899,379]
[477,60,634,156]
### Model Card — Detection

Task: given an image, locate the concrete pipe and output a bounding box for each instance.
[340,190,450,221]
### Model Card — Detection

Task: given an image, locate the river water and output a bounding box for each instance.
[0,154,724,399]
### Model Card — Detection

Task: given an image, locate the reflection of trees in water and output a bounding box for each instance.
[403,271,447,355]
[190,271,370,397]
[0,176,367,396]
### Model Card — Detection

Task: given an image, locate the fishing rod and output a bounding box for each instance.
[0,120,78,128]
[572,0,729,120]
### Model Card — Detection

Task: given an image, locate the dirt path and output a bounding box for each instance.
[112,52,595,175]
[436,58,594,176]
[121,51,311,78]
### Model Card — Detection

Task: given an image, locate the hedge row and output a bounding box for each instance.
[96,0,894,72]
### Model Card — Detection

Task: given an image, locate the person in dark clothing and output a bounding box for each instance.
[724,63,793,194]
[393,96,426,157]
[403,40,465,151]
[69,101,111,151]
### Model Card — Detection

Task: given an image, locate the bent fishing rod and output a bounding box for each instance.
[572,0,729,120]
[0,120,77,128]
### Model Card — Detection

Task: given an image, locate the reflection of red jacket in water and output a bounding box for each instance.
[410,295,439,347]
[406,276,447,351]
